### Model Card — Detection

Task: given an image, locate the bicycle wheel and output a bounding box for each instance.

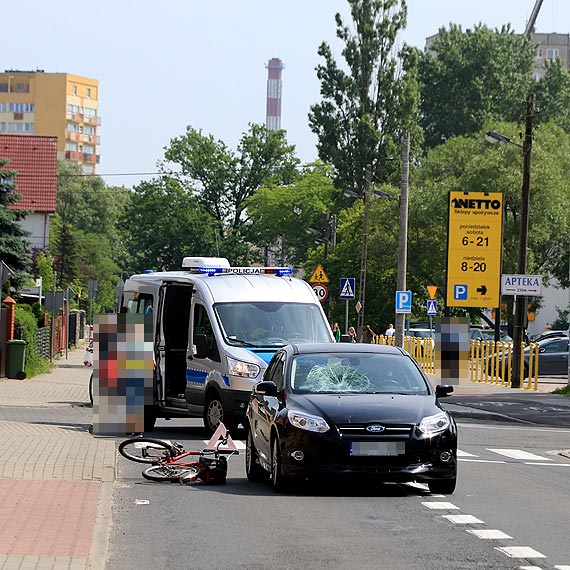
[142,464,200,482]
[118,438,175,464]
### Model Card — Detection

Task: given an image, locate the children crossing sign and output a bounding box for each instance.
[340,278,355,300]
[309,264,329,283]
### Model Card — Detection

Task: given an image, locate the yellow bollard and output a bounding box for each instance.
[500,342,508,387]
[518,341,526,390]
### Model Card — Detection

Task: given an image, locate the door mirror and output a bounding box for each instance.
[339,334,352,343]
[253,381,278,397]
[193,334,209,359]
[435,384,454,398]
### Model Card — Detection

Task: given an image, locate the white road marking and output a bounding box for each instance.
[421,501,459,510]
[459,458,507,464]
[443,514,484,524]
[487,448,551,461]
[458,423,570,434]
[554,566,570,569]
[519,567,544,570]
[405,482,429,491]
[457,449,479,457]
[524,462,570,467]
[495,546,546,559]
[467,529,512,540]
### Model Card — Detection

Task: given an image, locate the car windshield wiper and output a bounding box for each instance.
[227,337,257,347]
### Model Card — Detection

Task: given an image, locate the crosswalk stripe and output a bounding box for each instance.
[457,449,478,457]
[487,448,551,461]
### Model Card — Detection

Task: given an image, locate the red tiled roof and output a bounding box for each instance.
[0,134,57,213]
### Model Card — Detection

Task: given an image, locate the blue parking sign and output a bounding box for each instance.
[395,291,412,314]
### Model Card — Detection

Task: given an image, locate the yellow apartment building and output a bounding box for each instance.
[0,70,100,174]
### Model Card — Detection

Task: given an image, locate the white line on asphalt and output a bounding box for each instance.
[443,514,484,524]
[458,423,570,434]
[554,566,570,569]
[421,501,459,510]
[487,448,551,461]
[523,462,570,467]
[519,566,545,570]
[495,547,546,559]
[458,458,507,464]
[457,449,479,457]
[467,529,512,540]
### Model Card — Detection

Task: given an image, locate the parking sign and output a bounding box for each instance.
[395,291,412,314]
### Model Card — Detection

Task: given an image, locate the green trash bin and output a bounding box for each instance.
[7,339,27,379]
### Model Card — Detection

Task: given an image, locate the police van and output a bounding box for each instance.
[121,257,334,432]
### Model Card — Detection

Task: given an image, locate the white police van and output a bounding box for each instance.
[121,257,334,432]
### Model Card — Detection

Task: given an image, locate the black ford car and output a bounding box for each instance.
[245,343,457,494]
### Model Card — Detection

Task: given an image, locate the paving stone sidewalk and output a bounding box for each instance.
[0,348,115,570]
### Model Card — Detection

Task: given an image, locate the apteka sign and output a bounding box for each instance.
[501,274,542,296]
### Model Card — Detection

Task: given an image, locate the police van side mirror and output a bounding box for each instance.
[339,334,351,343]
[193,334,209,359]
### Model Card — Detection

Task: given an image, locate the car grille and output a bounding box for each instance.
[336,423,414,440]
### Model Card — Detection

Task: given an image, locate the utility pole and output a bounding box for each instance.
[395,133,410,348]
[511,93,534,389]
[357,168,372,340]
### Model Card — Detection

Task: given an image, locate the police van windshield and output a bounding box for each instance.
[215,302,332,347]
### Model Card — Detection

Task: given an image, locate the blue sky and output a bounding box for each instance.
[2,0,567,188]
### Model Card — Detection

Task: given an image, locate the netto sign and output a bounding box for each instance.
[446,191,503,308]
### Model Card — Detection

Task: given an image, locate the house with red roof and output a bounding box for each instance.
[0,134,57,249]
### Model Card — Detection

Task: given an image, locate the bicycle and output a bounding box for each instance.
[118,424,239,484]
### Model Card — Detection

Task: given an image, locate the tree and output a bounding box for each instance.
[119,176,219,273]
[419,24,536,148]
[163,124,300,234]
[535,59,570,133]
[0,159,32,289]
[309,0,420,194]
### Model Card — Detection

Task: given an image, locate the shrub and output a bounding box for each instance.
[14,306,52,377]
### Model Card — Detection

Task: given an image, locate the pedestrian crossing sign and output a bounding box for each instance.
[340,277,355,300]
[309,264,329,283]
[427,299,437,316]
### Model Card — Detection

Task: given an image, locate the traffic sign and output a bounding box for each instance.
[427,299,437,316]
[340,277,355,300]
[446,191,503,308]
[427,285,438,300]
[312,283,328,303]
[396,291,412,314]
[501,274,543,296]
[308,265,329,283]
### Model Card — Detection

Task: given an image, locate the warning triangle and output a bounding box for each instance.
[341,280,354,297]
[204,422,238,451]
[309,264,329,283]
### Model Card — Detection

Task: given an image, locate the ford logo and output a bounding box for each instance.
[366,424,385,433]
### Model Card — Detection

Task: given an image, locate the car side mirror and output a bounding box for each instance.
[253,381,278,397]
[193,334,209,359]
[435,384,453,398]
[339,334,352,343]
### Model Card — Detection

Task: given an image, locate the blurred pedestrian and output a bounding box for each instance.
[385,323,395,337]
[332,322,341,342]
[362,325,376,343]
[348,326,357,343]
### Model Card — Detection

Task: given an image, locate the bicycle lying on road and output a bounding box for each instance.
[118,424,239,484]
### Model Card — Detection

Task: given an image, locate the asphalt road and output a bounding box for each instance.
[105,418,570,570]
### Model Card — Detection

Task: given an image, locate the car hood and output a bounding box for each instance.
[287,393,443,425]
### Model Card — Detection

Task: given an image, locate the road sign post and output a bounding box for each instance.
[340,278,356,334]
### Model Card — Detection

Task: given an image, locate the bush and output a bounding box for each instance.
[14,306,52,377]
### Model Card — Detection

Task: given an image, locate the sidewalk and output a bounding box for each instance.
[0,347,114,570]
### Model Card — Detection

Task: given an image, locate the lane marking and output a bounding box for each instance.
[421,501,459,510]
[519,567,545,570]
[443,514,484,524]
[458,423,570,434]
[523,462,570,467]
[459,459,506,464]
[467,529,512,540]
[554,566,570,569]
[487,449,551,461]
[496,547,546,559]
[457,449,479,457]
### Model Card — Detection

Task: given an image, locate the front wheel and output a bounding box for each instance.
[203,393,237,435]
[143,464,200,482]
[118,438,175,464]
[428,477,457,495]
[271,437,299,493]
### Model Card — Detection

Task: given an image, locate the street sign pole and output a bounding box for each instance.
[345,300,349,335]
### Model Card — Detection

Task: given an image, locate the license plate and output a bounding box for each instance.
[350,441,406,456]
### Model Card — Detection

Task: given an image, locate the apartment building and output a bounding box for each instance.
[0,70,100,174]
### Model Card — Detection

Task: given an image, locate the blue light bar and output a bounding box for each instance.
[275,268,293,276]
[198,267,223,275]
[143,269,154,274]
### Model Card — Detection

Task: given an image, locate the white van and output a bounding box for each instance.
[121,257,334,432]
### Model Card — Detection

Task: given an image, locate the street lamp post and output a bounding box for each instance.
[486,93,534,389]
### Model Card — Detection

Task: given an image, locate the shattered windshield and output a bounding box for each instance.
[215,302,332,348]
[290,353,429,395]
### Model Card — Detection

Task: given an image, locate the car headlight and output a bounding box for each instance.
[418,412,450,436]
[287,410,330,433]
[227,357,260,379]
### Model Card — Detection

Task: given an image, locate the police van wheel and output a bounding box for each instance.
[204,394,224,434]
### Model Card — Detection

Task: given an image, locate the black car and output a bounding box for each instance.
[245,343,457,494]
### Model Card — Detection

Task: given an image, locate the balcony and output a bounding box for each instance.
[83,152,100,164]
[66,131,81,142]
[65,150,82,161]
[83,115,101,126]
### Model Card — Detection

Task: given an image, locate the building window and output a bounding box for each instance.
[84,107,96,118]
[72,85,77,96]
[9,103,35,113]
[15,83,28,93]
[67,103,83,115]
[0,103,5,112]
[8,122,34,132]
[536,48,543,58]
[66,142,78,152]
[0,122,6,132]
[0,83,8,93]
[84,125,95,136]
[67,123,78,132]
[86,88,91,98]
[82,164,94,175]
[546,48,559,61]
[83,144,95,154]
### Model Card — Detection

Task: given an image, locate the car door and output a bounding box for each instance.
[253,352,286,459]
[538,338,569,375]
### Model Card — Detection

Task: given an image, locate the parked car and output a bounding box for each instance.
[531,330,569,343]
[488,335,569,378]
[470,328,512,342]
[245,343,457,494]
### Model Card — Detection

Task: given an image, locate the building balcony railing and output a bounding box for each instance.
[65,150,100,164]
[65,150,82,161]
[83,115,101,126]
[66,132,81,142]
[83,152,100,164]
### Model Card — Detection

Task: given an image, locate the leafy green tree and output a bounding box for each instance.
[309,0,420,194]
[419,24,536,148]
[535,59,570,133]
[245,167,337,266]
[0,159,32,289]
[163,123,300,235]
[120,176,219,272]
[50,215,80,285]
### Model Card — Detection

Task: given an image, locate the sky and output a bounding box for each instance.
[3,0,568,188]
